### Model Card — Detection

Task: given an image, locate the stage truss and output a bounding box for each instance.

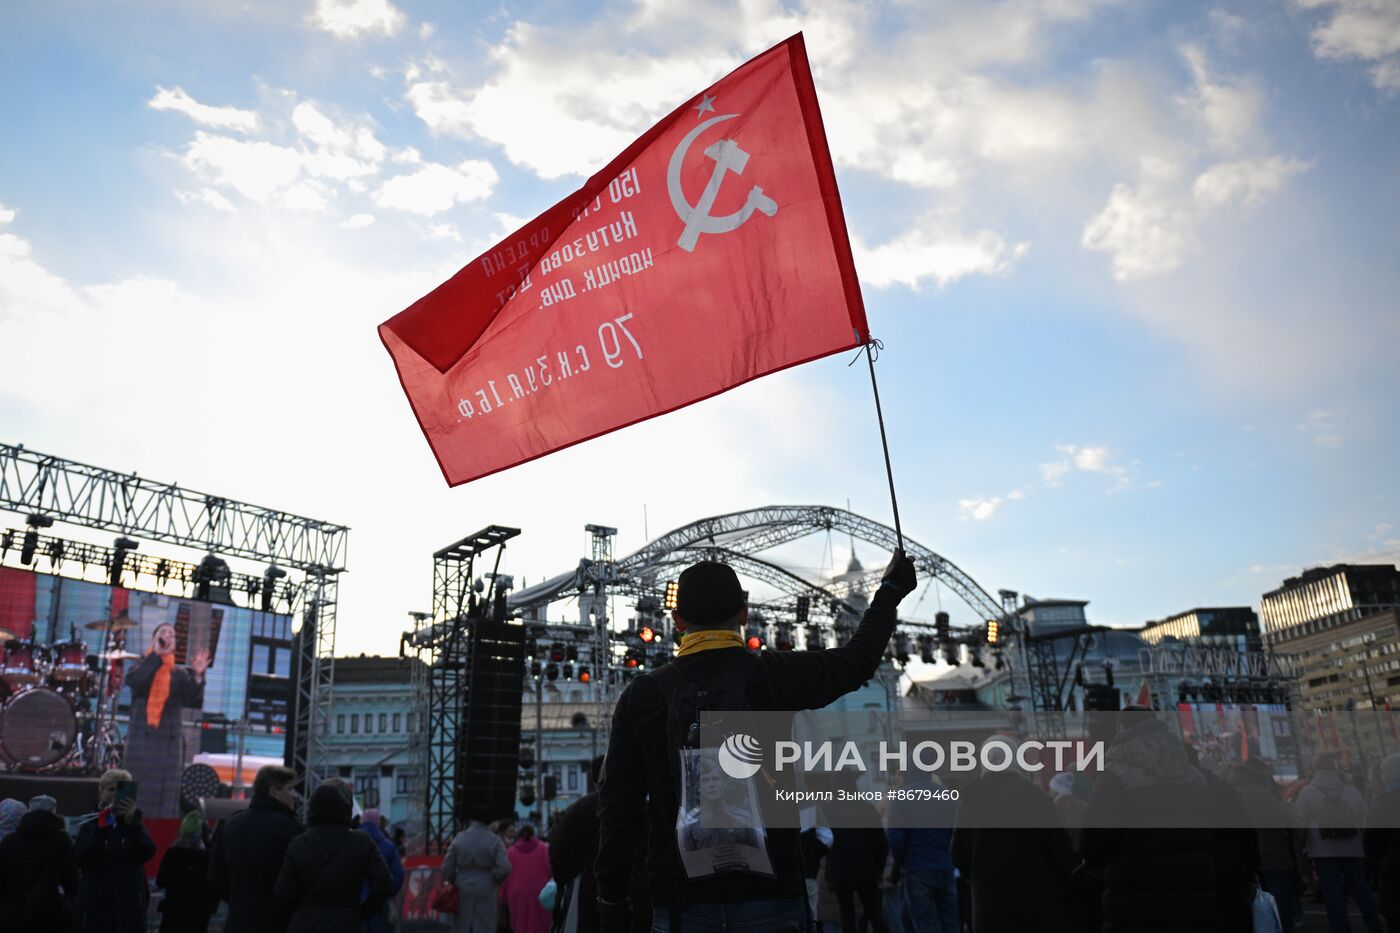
[0,443,348,806]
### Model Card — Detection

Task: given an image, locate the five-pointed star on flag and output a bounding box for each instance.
[693,94,716,117]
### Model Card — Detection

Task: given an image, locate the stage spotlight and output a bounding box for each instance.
[562,663,573,681]
[545,663,559,682]
[639,625,656,644]
[578,667,591,684]
[663,581,678,611]
[985,619,999,645]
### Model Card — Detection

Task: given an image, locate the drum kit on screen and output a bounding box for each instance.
[0,614,135,773]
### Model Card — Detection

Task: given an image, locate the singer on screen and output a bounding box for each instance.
[123,623,208,819]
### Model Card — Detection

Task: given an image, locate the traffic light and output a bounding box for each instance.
[795,595,810,624]
[985,619,999,645]
[663,580,679,611]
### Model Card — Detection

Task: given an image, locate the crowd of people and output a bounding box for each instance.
[0,764,407,932]
[8,552,1400,933]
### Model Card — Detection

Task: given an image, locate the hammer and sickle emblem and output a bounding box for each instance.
[667,113,779,252]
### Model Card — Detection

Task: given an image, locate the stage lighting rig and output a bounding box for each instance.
[663,580,679,611]
[985,619,999,645]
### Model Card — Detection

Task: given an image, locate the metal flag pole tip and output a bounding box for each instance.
[858,338,903,552]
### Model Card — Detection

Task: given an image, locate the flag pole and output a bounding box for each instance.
[863,340,903,551]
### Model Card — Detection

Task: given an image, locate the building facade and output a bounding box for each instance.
[324,655,423,829]
[1271,607,1400,712]
[1139,607,1262,651]
[1261,564,1400,647]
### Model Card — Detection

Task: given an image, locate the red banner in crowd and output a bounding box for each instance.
[379,33,868,485]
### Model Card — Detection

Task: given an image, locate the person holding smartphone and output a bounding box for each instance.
[73,768,157,933]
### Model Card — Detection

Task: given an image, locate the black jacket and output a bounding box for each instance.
[72,809,157,933]
[951,772,1080,933]
[273,823,394,933]
[1080,721,1224,933]
[1366,787,1400,916]
[595,585,900,908]
[0,809,78,932]
[825,800,888,889]
[157,844,217,932]
[550,791,602,933]
[209,795,304,933]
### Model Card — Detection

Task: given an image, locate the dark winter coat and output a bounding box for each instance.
[0,808,78,932]
[1224,763,1299,873]
[274,823,394,933]
[157,843,217,932]
[549,791,601,933]
[72,809,158,933]
[208,795,304,933]
[951,771,1080,933]
[1365,786,1400,917]
[125,653,205,819]
[825,800,889,889]
[358,822,404,933]
[1080,720,1223,933]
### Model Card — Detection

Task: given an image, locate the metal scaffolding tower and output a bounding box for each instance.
[420,525,520,855]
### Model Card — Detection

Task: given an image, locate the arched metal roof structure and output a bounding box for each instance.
[509,505,1001,626]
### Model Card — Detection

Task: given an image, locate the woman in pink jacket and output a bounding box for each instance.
[501,824,552,933]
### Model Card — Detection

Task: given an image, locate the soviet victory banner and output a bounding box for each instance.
[380,33,868,486]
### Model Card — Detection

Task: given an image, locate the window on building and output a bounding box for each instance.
[364,714,373,735]
[406,713,415,732]
[379,713,388,733]
[395,771,418,795]
[351,714,359,734]
[568,767,578,791]
[339,766,352,777]
[337,715,345,734]
[393,713,401,733]
[381,764,394,777]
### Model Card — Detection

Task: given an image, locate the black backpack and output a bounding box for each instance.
[652,652,759,789]
[651,652,775,878]
[1315,786,1360,839]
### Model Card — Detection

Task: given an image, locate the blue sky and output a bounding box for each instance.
[1,0,1396,654]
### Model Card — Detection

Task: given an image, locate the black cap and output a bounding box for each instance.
[676,561,745,627]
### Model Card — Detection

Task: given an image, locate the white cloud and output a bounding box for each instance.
[1179,45,1264,153]
[1297,0,1400,93]
[343,212,375,229]
[1299,409,1345,448]
[853,226,1028,290]
[1041,444,1132,489]
[959,496,1004,521]
[0,202,15,225]
[169,99,386,211]
[292,102,385,181]
[1082,161,1196,280]
[175,188,236,212]
[1194,156,1311,210]
[148,86,259,132]
[374,160,498,216]
[182,132,307,204]
[311,0,406,39]
[419,22,435,40]
[426,222,461,241]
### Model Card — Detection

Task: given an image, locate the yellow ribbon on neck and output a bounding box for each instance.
[676,629,745,657]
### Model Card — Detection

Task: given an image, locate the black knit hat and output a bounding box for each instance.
[676,561,745,627]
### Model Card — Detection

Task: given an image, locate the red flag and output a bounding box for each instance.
[379,34,867,485]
